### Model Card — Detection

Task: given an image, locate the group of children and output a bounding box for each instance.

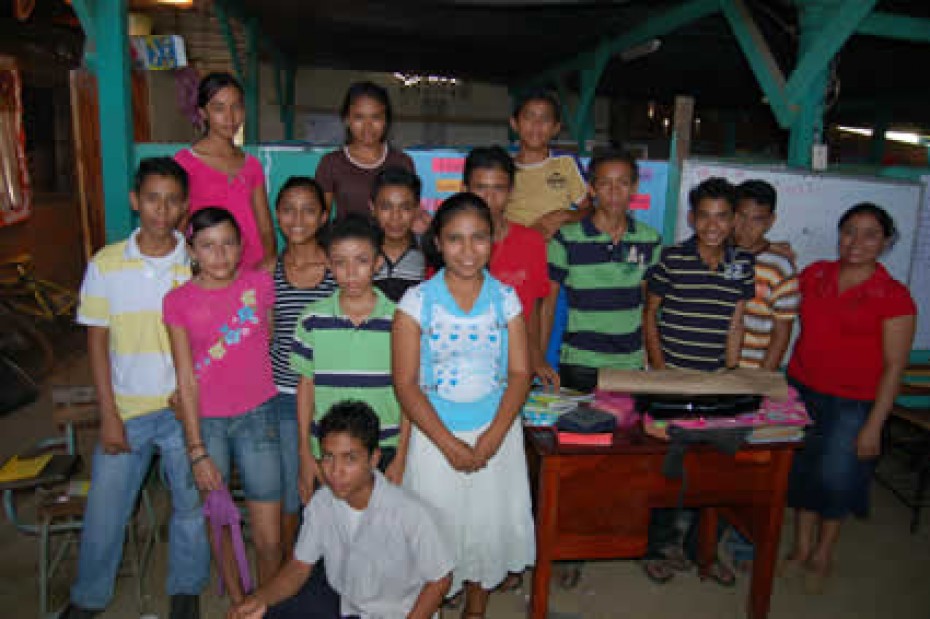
[61,74,807,619]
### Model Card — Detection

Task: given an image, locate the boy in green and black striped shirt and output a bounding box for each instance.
[291,214,406,493]
[541,150,662,392]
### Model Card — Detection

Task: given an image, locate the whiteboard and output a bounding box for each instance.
[675,159,923,286]
[908,176,930,349]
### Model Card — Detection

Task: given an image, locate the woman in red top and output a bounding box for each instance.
[784,203,916,592]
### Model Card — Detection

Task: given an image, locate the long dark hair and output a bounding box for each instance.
[196,72,244,135]
[423,192,494,269]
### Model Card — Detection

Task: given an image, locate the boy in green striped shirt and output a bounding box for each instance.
[290,214,407,499]
[541,150,662,392]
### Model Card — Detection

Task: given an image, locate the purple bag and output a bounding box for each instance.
[203,486,253,596]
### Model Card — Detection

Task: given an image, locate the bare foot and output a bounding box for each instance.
[776,554,807,579]
[803,559,831,594]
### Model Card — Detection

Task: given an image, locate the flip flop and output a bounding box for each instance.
[640,559,676,585]
[659,546,692,572]
[776,556,806,580]
[558,565,582,589]
[702,560,737,588]
[443,592,463,609]
[498,573,523,592]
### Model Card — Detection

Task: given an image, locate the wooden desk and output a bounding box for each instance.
[525,426,797,619]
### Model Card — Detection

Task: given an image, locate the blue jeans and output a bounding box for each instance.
[788,379,874,519]
[201,399,282,502]
[71,409,209,610]
[273,392,301,514]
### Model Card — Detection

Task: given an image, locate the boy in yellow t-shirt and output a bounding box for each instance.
[506,89,590,238]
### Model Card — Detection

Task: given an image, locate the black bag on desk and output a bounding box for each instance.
[635,394,762,421]
[555,404,617,434]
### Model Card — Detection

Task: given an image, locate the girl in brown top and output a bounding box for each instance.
[315,81,415,219]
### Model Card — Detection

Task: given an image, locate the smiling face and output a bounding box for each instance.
[689,197,735,250]
[328,237,379,299]
[345,95,387,147]
[435,209,492,280]
[838,212,888,266]
[199,85,244,142]
[190,221,242,285]
[590,160,637,216]
[734,199,775,251]
[465,168,512,219]
[320,431,378,508]
[277,187,327,246]
[510,99,560,151]
[131,174,187,241]
[371,185,418,243]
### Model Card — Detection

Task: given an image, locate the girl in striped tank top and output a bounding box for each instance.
[268,177,336,550]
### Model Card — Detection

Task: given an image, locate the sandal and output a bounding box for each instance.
[558,565,582,589]
[443,592,463,609]
[802,562,830,594]
[640,559,676,585]
[702,559,737,588]
[659,546,692,572]
[776,555,806,580]
[497,572,523,592]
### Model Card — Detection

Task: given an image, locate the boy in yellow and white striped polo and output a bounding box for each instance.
[62,158,209,619]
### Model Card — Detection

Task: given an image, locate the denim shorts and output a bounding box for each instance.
[272,392,301,514]
[787,379,875,519]
[201,399,282,503]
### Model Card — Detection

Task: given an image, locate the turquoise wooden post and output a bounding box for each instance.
[73,0,134,242]
[663,134,681,244]
[720,0,793,128]
[245,17,260,143]
[788,0,840,167]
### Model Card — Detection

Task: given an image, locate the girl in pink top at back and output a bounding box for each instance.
[175,72,276,270]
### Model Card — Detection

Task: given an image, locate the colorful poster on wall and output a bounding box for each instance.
[0,64,31,227]
[130,35,188,70]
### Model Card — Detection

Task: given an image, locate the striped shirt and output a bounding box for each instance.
[739,249,799,369]
[648,236,755,371]
[373,243,425,303]
[290,288,400,451]
[77,229,190,420]
[548,215,661,370]
[271,257,337,393]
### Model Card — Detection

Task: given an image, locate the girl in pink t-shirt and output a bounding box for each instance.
[175,72,276,270]
[164,207,282,601]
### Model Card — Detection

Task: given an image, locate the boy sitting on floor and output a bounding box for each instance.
[228,400,453,619]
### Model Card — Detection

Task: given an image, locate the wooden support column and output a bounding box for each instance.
[73,0,135,242]
[672,95,694,165]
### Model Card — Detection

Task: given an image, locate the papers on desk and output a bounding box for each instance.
[522,388,594,426]
[0,454,53,483]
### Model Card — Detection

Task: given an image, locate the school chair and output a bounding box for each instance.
[1,385,161,618]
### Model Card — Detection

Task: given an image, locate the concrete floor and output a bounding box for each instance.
[1,350,929,619]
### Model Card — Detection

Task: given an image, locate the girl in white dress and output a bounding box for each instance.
[392,192,535,618]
